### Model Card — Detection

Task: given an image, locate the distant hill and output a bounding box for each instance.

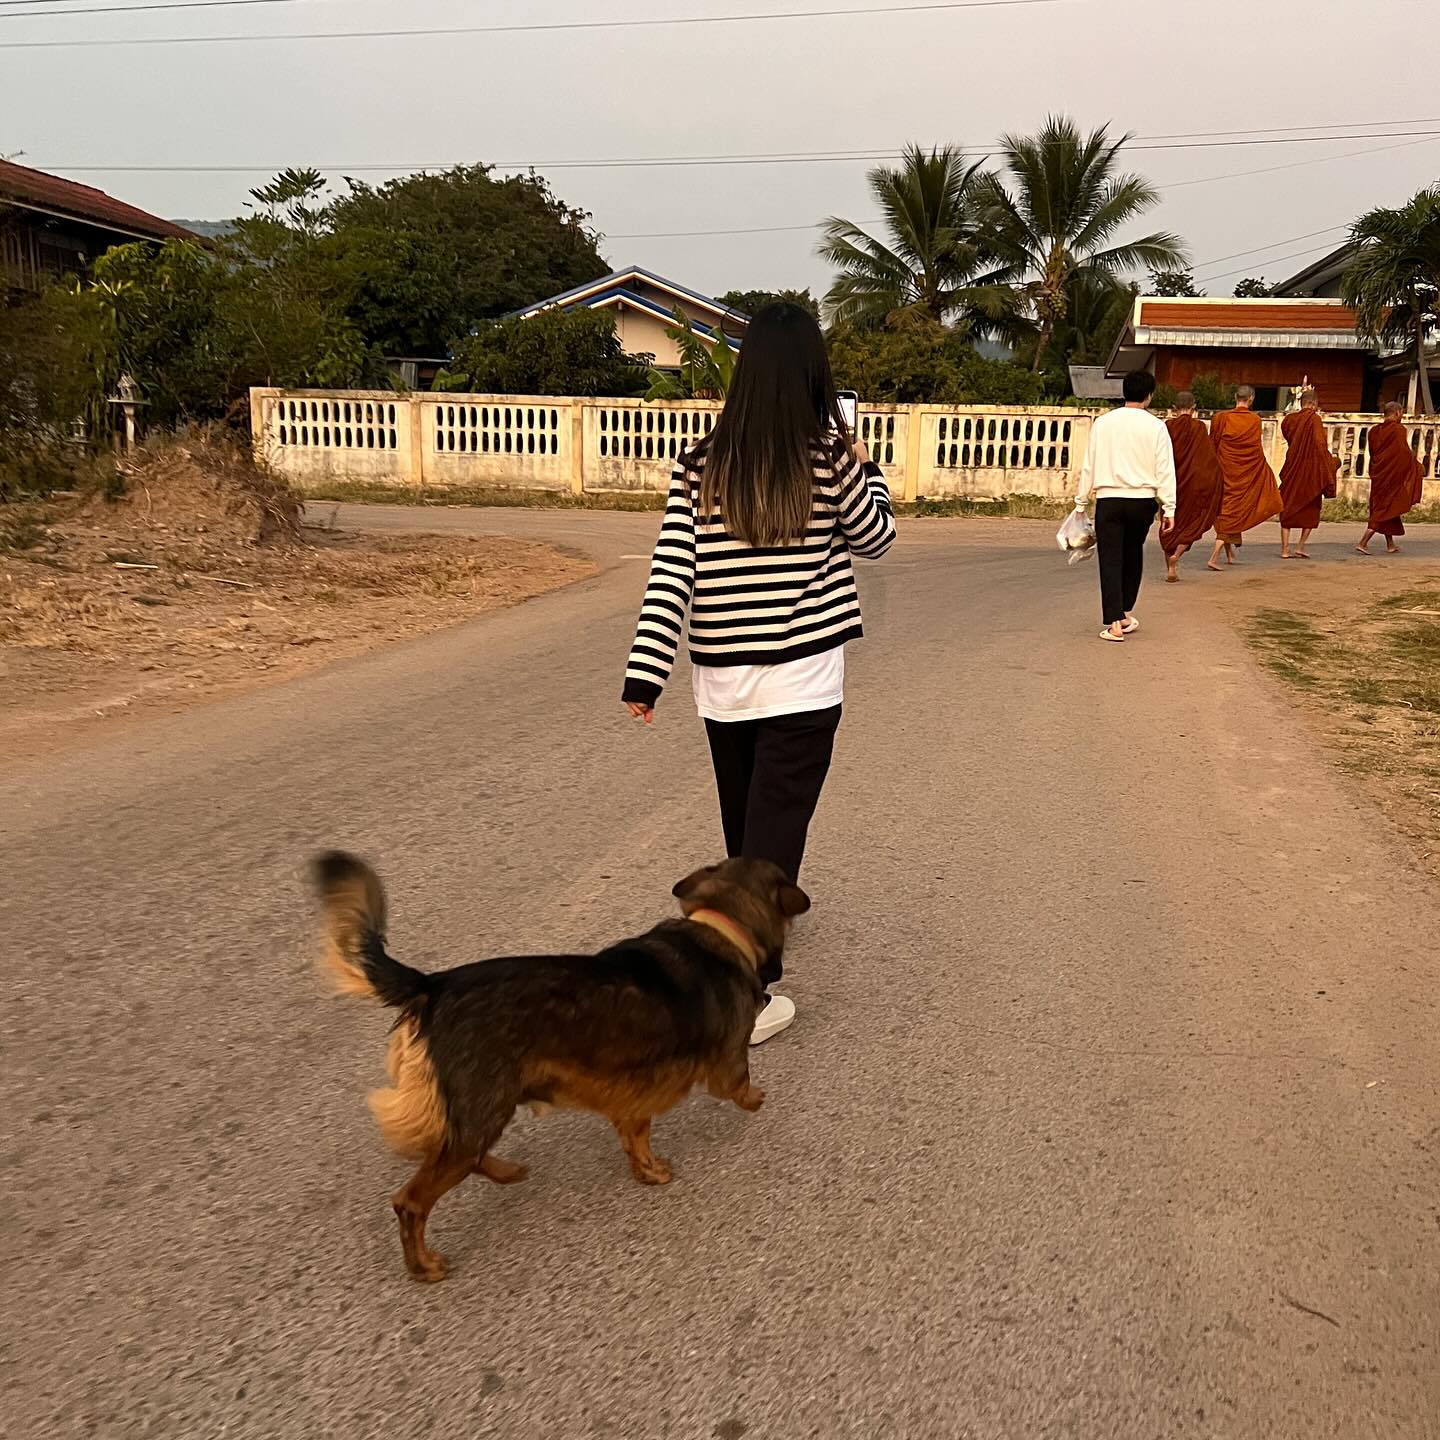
[172,219,232,240]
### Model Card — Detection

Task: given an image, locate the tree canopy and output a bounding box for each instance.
[819,145,1024,338]
[1341,186,1440,414]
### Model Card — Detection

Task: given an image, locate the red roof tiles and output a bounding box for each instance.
[1136,298,1360,332]
[0,160,197,244]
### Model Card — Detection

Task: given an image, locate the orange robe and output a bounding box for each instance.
[1278,409,1337,530]
[1366,418,1426,537]
[1210,408,1281,543]
[1161,414,1224,554]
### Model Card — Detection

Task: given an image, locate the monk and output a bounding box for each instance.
[1278,390,1339,559]
[1207,384,1282,570]
[1358,401,1426,554]
[1161,391,1224,582]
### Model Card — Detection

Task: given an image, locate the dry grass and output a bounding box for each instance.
[0,435,595,756]
[303,480,666,511]
[1240,570,1440,870]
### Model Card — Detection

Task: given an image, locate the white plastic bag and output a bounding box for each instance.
[1056,508,1095,563]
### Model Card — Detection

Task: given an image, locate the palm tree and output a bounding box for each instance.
[975,117,1187,371]
[818,145,1022,336]
[1341,186,1440,415]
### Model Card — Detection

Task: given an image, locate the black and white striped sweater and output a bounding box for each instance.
[622,441,896,707]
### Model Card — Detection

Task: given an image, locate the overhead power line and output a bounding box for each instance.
[0,0,1067,41]
[35,126,1440,175]
[1197,242,1351,286]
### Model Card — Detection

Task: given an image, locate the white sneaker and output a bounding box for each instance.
[750,993,796,1046]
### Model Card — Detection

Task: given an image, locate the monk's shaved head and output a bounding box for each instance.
[1235,384,1256,403]
[1175,391,1197,411]
[1300,389,1319,409]
[1385,400,1406,417]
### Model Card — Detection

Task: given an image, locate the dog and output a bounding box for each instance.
[312,851,809,1281]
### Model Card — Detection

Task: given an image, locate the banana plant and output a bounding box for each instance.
[645,308,739,400]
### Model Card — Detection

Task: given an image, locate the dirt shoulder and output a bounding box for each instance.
[1207,544,1440,878]
[0,444,595,762]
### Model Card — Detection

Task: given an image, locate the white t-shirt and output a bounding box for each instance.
[693,647,845,722]
[1075,404,1178,517]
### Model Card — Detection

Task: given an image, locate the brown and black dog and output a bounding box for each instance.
[312,851,808,1281]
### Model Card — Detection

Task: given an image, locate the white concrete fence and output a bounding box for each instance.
[250,388,1440,506]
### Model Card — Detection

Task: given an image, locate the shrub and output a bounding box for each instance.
[828,320,1045,405]
[437,308,649,397]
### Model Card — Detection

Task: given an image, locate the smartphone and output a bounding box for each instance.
[835,390,858,437]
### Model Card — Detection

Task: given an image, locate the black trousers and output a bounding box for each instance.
[703,704,841,988]
[1094,497,1158,625]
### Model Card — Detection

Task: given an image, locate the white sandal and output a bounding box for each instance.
[1121,616,1140,634]
[1099,628,1125,642]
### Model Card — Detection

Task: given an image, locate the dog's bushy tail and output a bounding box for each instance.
[311,851,428,1010]
[312,851,447,1159]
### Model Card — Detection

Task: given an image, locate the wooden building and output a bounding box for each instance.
[1107,296,1374,411]
[1,160,197,295]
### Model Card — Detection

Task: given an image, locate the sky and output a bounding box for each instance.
[2,0,1437,302]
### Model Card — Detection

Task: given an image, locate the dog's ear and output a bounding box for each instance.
[672,864,720,902]
[778,882,811,918]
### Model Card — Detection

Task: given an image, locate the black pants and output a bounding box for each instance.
[703,704,841,988]
[1094,497,1158,625]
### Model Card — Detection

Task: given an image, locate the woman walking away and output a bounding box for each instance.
[621,302,896,1044]
[1073,369,1176,642]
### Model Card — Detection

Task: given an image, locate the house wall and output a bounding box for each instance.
[612,307,685,367]
[1152,347,1367,411]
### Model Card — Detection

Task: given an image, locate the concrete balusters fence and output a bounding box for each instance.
[251,388,1440,507]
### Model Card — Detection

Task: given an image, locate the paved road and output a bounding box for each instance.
[4,507,1438,1439]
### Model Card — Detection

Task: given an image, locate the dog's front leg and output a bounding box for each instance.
[707,1060,765,1113]
[613,1115,672,1185]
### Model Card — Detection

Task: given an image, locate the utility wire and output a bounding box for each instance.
[0,0,1067,40]
[35,127,1440,174]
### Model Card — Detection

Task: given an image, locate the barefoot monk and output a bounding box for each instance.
[1358,401,1426,554]
[1207,385,1282,570]
[1161,391,1224,582]
[1278,390,1338,559]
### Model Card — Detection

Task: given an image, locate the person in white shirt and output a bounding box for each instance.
[1073,370,1177,642]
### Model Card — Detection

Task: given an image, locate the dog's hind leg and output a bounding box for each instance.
[476,1152,528,1185]
[613,1115,672,1186]
[392,1150,475,1282]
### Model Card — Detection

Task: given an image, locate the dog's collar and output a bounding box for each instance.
[687,908,762,965]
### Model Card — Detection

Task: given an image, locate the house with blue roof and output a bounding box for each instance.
[513,265,747,371]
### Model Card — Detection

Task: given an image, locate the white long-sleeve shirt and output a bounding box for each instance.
[1074,405,1177,518]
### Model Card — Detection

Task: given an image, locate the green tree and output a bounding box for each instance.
[0,289,96,497]
[223,169,372,389]
[1190,372,1237,411]
[69,239,241,428]
[1047,272,1137,372]
[436,307,648,396]
[976,116,1187,370]
[715,288,820,319]
[1149,267,1201,297]
[321,166,608,357]
[819,145,1023,335]
[1341,186,1440,415]
[827,317,1045,405]
[1233,276,1272,298]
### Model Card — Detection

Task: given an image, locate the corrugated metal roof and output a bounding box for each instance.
[1133,328,1368,350]
[0,160,197,244]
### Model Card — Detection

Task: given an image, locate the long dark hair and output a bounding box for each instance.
[697,302,851,548]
